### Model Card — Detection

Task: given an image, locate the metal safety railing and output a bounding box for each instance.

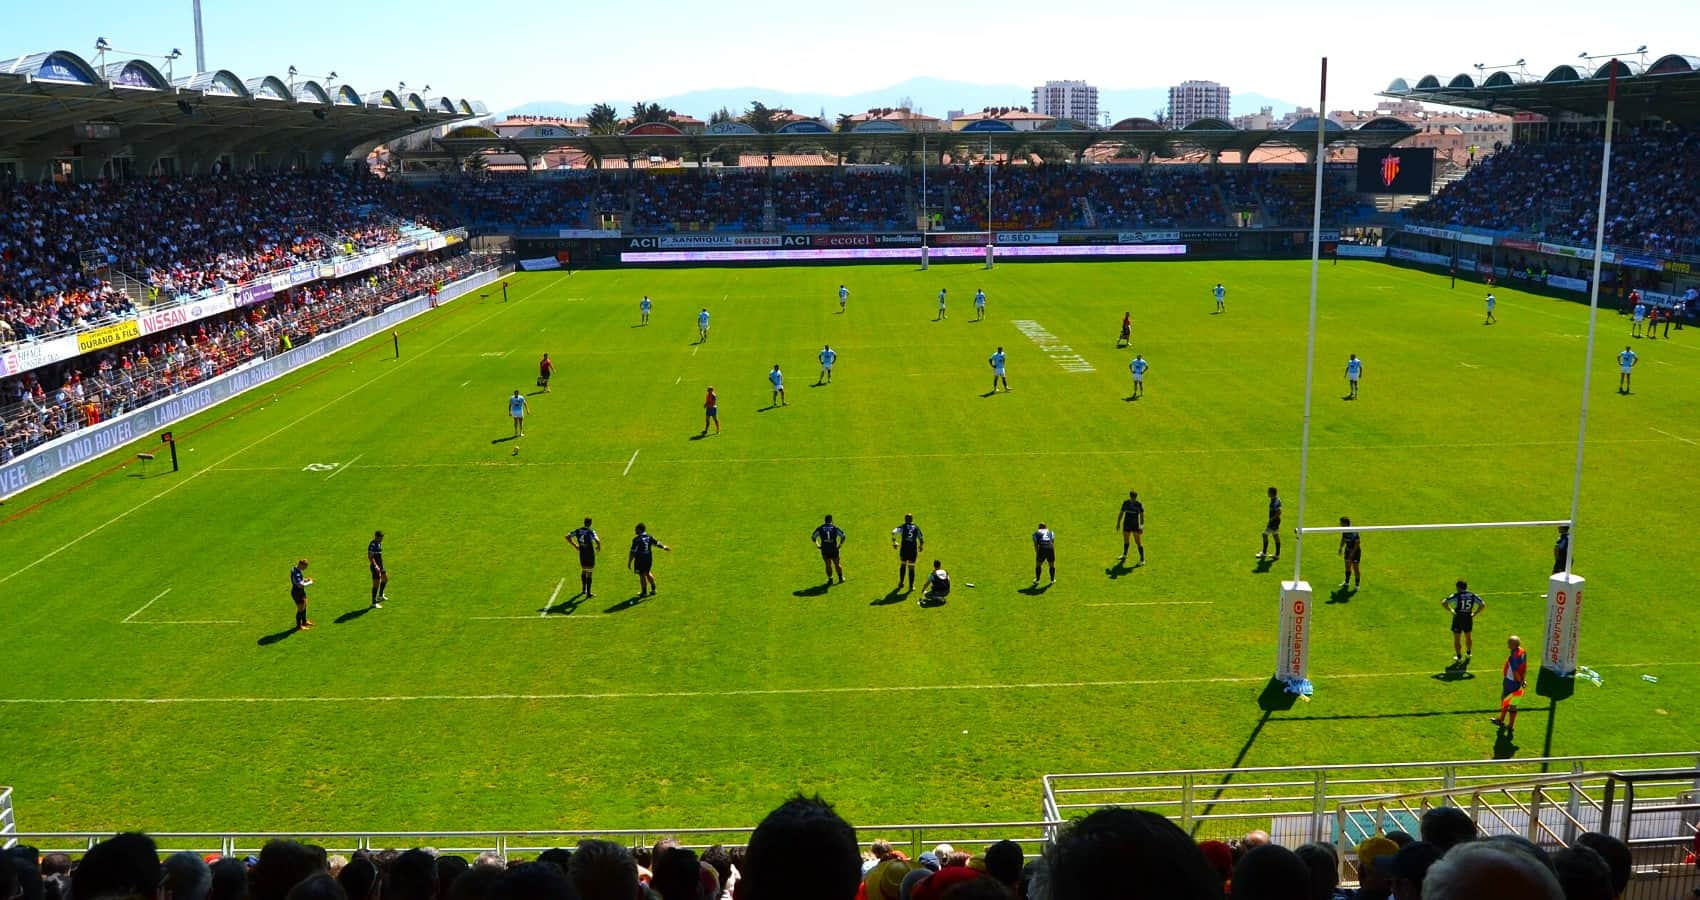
[1,821,1060,862]
[1040,752,1700,845]
[1,787,15,848]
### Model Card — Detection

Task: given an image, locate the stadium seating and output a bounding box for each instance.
[1408,126,1700,255]
[0,253,481,463]
[0,172,448,343]
[399,163,1367,238]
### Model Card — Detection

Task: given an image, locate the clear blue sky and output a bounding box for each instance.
[9,0,1695,114]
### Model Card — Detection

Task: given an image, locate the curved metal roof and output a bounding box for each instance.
[429,116,1416,166]
[1383,52,1700,122]
[0,46,483,165]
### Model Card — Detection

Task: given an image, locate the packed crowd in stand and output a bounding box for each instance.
[0,252,483,463]
[410,164,1365,237]
[1409,126,1700,255]
[3,796,1682,900]
[0,171,450,343]
[772,170,910,232]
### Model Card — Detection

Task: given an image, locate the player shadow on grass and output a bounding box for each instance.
[1252,556,1277,574]
[491,435,519,444]
[604,595,648,614]
[1104,559,1140,579]
[792,583,831,598]
[333,606,373,625]
[526,389,548,397]
[256,627,298,646]
[869,589,908,606]
[981,390,999,398]
[1017,583,1052,596]
[1326,585,1356,604]
[541,594,588,616]
[1431,658,1477,683]
[1492,729,1520,759]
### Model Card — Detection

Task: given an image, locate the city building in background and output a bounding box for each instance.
[1168,80,1231,126]
[1031,80,1099,124]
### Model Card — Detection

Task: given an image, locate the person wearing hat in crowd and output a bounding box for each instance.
[1353,836,1400,900]
[862,857,918,900]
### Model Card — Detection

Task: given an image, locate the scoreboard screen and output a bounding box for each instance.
[1356,147,1435,195]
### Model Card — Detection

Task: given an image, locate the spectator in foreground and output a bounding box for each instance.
[446,866,503,900]
[491,863,577,900]
[210,858,253,900]
[568,841,639,900]
[164,852,215,900]
[252,840,329,900]
[287,876,348,900]
[650,846,705,900]
[1045,807,1223,900]
[1571,833,1630,899]
[1421,841,1561,900]
[72,832,161,900]
[1386,842,1443,900]
[337,858,380,900]
[437,857,473,900]
[982,841,1023,891]
[1550,847,1613,900]
[388,850,440,900]
[1293,843,1345,900]
[1232,844,1309,900]
[735,794,862,900]
[1419,807,1478,851]
[699,846,734,900]
[1352,836,1399,900]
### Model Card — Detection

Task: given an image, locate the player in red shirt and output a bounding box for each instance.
[1491,634,1528,735]
[701,386,720,435]
[538,353,554,392]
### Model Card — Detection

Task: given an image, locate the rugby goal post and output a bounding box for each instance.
[1280,520,1585,688]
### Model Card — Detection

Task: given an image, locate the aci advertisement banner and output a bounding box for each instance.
[1541,574,1584,676]
[1276,582,1313,683]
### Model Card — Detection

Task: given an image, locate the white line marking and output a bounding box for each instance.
[691,343,700,357]
[203,436,1668,476]
[1654,360,1673,366]
[5,661,1695,705]
[324,453,363,480]
[477,615,606,622]
[2,285,537,586]
[1651,427,1700,447]
[460,381,470,388]
[674,376,682,385]
[130,620,243,626]
[1459,362,1481,369]
[1086,601,1212,607]
[121,588,171,624]
[538,578,565,617]
[623,449,640,477]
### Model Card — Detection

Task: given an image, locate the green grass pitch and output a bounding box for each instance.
[2,260,1696,834]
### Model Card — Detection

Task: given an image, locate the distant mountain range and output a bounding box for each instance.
[500,76,1296,124]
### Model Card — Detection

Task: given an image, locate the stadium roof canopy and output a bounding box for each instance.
[431,116,1416,164]
[1382,53,1700,122]
[0,48,486,173]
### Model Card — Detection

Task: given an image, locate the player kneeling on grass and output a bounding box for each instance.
[922,560,951,607]
[812,515,846,584]
[368,531,388,608]
[628,523,671,598]
[290,559,314,630]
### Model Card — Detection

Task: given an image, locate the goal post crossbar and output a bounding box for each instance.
[1296,519,1572,536]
